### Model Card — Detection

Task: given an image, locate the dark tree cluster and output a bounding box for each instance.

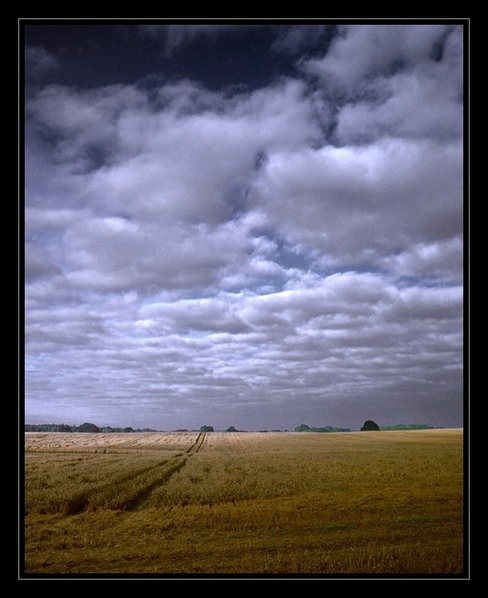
[294,424,351,433]
[25,423,73,432]
[25,422,156,433]
[360,420,380,431]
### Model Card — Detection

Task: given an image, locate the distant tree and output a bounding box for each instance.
[360,420,380,431]
[25,423,73,432]
[77,422,99,433]
[294,424,350,433]
[226,426,237,432]
[200,425,214,432]
[294,424,311,432]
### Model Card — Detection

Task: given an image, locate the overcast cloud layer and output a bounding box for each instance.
[23,21,466,431]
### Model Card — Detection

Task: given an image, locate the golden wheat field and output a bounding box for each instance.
[22,428,465,576]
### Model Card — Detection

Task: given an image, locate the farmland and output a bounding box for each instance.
[23,429,464,576]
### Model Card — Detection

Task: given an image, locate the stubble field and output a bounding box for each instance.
[23,429,464,576]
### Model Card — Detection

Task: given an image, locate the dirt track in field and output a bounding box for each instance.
[129,432,207,511]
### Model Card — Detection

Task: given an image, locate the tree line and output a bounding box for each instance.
[24,422,157,433]
[294,424,351,433]
[25,421,439,434]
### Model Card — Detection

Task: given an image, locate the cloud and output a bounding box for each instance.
[381,238,463,283]
[250,137,463,266]
[302,24,456,93]
[333,34,463,144]
[25,46,60,79]
[135,271,462,358]
[25,269,462,429]
[139,24,241,56]
[271,24,334,56]
[63,219,254,293]
[301,25,463,150]
[25,77,319,295]
[25,302,107,353]
[24,242,62,282]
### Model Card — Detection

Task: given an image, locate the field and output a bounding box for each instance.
[22,429,465,577]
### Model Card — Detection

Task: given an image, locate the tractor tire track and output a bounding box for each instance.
[127,457,188,511]
[129,432,206,511]
[57,433,207,514]
[187,431,206,454]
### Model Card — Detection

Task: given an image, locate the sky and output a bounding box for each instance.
[22,19,467,431]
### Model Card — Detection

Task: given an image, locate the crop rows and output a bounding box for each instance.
[24,432,205,514]
[25,431,197,453]
[148,430,463,508]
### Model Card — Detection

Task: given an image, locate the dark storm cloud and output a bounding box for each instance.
[23,21,466,431]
